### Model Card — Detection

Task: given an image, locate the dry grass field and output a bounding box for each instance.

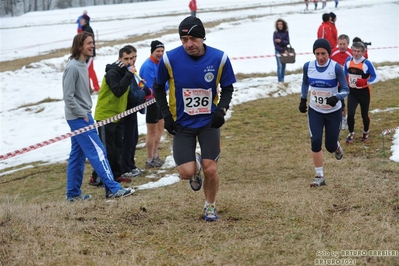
[1,75,399,265]
[1,3,399,264]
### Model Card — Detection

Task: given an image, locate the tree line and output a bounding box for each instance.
[0,0,154,17]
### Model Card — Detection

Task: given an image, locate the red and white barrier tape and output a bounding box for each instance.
[382,126,399,136]
[230,46,399,61]
[0,99,155,161]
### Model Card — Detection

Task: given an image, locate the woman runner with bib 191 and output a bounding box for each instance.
[298,39,349,187]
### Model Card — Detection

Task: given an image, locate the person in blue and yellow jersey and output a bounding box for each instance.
[344,41,379,144]
[153,16,236,222]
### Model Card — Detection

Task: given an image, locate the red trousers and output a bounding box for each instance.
[87,57,100,91]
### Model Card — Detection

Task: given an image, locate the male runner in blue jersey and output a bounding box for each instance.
[153,16,236,221]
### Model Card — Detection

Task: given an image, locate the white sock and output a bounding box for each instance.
[315,167,324,177]
[147,158,153,163]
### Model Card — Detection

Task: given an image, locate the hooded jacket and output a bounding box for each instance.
[94,63,133,121]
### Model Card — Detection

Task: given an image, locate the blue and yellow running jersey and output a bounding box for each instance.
[156,45,236,128]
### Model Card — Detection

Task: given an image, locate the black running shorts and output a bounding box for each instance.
[173,123,221,166]
[146,103,163,124]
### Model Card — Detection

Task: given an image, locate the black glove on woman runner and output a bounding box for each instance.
[299,98,307,113]
[326,96,339,107]
[164,115,177,135]
[211,108,226,128]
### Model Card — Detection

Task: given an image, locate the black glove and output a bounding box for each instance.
[326,96,339,107]
[164,115,177,135]
[298,98,307,113]
[211,108,225,128]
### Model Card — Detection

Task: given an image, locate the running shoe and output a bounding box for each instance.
[360,131,369,142]
[204,205,219,222]
[189,153,202,191]
[154,156,165,166]
[66,194,91,202]
[310,176,326,187]
[121,168,142,178]
[334,143,343,160]
[345,132,355,144]
[106,188,134,199]
[145,158,163,169]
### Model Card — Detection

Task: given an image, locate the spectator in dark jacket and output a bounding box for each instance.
[89,46,151,186]
[273,18,290,83]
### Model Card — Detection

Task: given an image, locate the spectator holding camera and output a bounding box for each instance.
[343,41,379,144]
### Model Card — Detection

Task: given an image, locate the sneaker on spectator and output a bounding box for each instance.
[145,160,157,169]
[334,142,343,160]
[154,156,165,166]
[89,175,103,186]
[145,159,163,169]
[345,132,355,144]
[204,205,219,222]
[106,188,134,199]
[121,168,142,178]
[310,176,326,187]
[189,153,202,191]
[66,194,91,202]
[360,131,369,142]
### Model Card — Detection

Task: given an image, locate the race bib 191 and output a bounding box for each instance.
[310,89,333,110]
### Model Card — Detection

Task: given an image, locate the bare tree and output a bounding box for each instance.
[3,0,15,16]
[42,0,53,10]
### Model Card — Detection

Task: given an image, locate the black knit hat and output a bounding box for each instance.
[313,38,331,55]
[151,40,164,53]
[178,16,205,39]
